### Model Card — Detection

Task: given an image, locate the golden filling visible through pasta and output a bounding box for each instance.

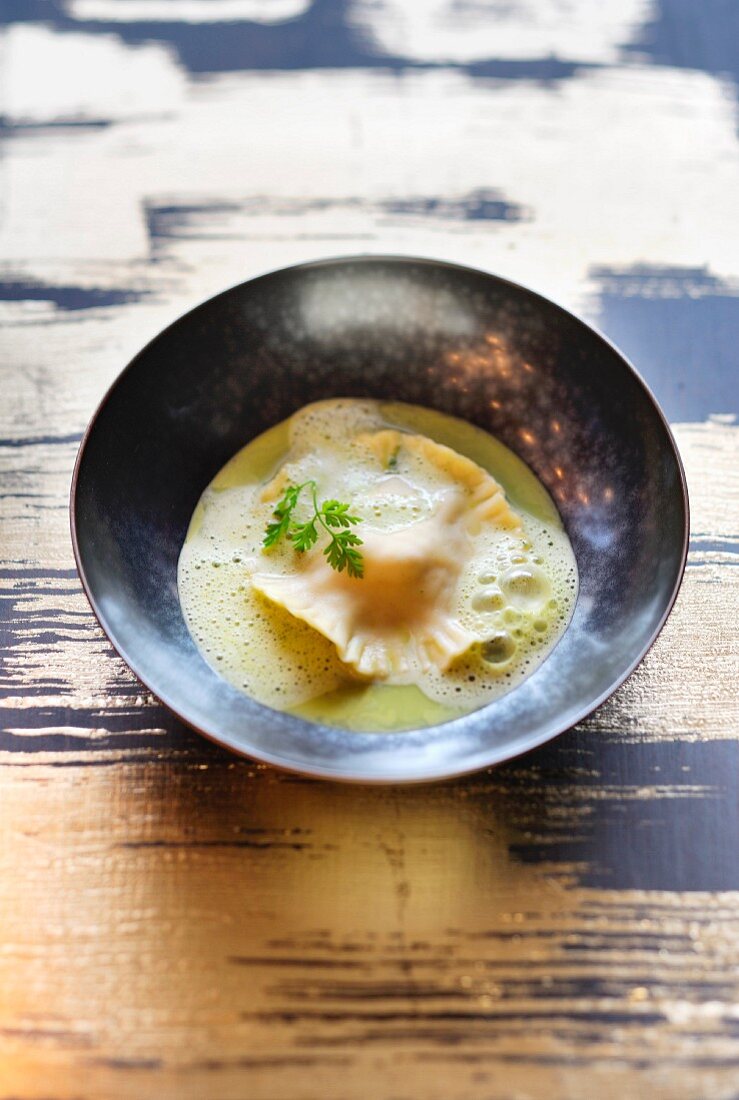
[178,399,578,732]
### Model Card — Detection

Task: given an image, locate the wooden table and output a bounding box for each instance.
[1,3,737,1097]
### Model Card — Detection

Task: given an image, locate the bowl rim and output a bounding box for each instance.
[69,253,690,783]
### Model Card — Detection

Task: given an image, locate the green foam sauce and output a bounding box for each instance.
[183,399,575,733]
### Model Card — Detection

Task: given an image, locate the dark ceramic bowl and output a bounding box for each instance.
[71,256,688,782]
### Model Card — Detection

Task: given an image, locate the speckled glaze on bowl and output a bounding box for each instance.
[71,256,688,783]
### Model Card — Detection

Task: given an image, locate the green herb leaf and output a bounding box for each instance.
[320,499,361,529]
[291,518,319,552]
[323,528,364,577]
[262,480,364,577]
[262,483,303,547]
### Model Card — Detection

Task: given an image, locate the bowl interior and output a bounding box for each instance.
[72,257,687,782]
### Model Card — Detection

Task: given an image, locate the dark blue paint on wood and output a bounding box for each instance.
[626,0,739,90]
[593,265,739,420]
[506,737,739,890]
[0,0,597,82]
[0,280,146,311]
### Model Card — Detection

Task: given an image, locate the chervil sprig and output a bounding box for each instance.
[262,483,302,548]
[262,481,364,578]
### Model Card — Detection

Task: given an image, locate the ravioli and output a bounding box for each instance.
[253,496,474,677]
[177,399,578,731]
[252,418,524,678]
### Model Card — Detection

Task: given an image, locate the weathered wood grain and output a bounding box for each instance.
[1,1,738,1097]
[1,758,738,1099]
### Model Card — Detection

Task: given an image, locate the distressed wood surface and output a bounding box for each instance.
[1,2,738,1098]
